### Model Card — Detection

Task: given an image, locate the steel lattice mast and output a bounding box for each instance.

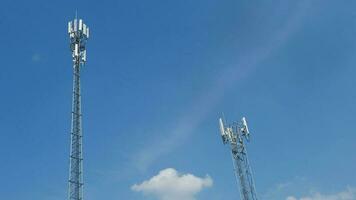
[219,117,258,200]
[67,17,89,200]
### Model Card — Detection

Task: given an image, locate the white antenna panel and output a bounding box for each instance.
[79,19,83,31]
[219,118,225,136]
[81,50,86,62]
[75,44,79,56]
[242,117,249,134]
[83,24,87,35]
[68,22,72,33]
[74,19,77,31]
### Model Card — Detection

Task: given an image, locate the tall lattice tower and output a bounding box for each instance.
[219,117,258,200]
[67,17,89,200]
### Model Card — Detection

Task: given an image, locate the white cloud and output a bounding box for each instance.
[286,187,356,200]
[131,168,213,200]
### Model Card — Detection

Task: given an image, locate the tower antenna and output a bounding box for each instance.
[218,116,258,200]
[67,16,89,200]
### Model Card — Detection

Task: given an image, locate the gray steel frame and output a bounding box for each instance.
[68,17,89,200]
[222,119,258,200]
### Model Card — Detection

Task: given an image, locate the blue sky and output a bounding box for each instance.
[0,0,355,199]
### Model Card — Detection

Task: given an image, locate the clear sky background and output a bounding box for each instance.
[0,0,355,200]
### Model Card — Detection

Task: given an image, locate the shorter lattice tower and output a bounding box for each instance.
[219,117,258,200]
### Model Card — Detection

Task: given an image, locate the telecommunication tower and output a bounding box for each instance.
[219,117,258,200]
[67,16,89,200]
